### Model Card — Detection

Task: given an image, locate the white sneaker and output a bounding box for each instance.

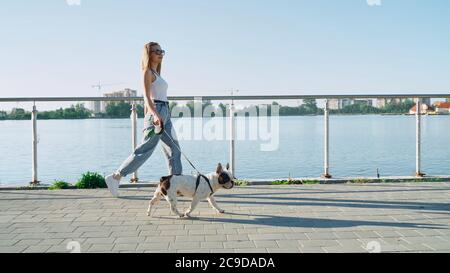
[105,173,120,197]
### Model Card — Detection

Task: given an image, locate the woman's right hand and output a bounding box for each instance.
[153,112,163,126]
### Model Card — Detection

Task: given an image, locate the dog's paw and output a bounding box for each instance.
[217,209,225,214]
[183,213,192,218]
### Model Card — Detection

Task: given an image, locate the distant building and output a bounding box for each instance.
[10,108,26,115]
[353,99,373,106]
[377,98,406,108]
[327,98,372,110]
[327,99,340,110]
[409,104,432,114]
[432,101,450,114]
[88,101,102,115]
[102,88,138,113]
[103,88,137,99]
[376,98,386,108]
[341,99,354,108]
[422,97,431,105]
[377,97,430,109]
[85,88,138,116]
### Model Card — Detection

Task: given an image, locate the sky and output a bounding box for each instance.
[0,0,449,110]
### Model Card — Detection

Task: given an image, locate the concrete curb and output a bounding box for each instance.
[1,175,449,191]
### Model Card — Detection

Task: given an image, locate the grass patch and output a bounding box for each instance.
[234,179,249,186]
[385,177,447,183]
[271,177,449,185]
[347,178,378,184]
[48,180,72,190]
[75,172,106,189]
[271,179,320,185]
[14,186,45,191]
[347,177,449,184]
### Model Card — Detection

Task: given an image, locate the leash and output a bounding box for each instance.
[144,119,201,174]
[161,127,200,175]
[143,110,215,196]
[161,126,214,196]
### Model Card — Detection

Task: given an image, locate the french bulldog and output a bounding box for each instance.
[147,163,235,218]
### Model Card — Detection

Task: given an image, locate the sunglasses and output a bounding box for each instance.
[150,49,166,56]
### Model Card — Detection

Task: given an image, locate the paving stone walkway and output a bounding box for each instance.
[1,183,449,253]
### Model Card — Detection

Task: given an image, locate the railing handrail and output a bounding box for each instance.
[0,93,449,102]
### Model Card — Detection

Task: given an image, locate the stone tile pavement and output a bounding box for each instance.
[1,182,449,253]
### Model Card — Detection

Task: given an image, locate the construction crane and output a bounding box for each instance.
[91,82,126,94]
[90,82,126,115]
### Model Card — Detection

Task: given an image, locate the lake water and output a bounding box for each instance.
[0,115,449,186]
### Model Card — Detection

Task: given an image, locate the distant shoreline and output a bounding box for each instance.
[1,112,449,121]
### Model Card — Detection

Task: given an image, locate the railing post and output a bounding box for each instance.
[130,102,139,183]
[415,97,425,177]
[322,99,332,179]
[31,103,39,185]
[229,94,236,177]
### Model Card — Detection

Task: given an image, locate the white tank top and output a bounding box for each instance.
[146,69,168,102]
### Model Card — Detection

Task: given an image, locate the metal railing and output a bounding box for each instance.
[1,93,449,184]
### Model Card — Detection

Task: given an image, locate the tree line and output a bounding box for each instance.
[0,99,420,120]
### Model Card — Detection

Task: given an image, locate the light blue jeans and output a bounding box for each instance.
[117,101,183,177]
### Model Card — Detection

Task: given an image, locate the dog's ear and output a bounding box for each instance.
[226,163,230,170]
[216,163,223,174]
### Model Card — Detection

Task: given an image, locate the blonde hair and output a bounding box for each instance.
[141,42,162,74]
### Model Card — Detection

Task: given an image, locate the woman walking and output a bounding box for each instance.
[105,42,183,197]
